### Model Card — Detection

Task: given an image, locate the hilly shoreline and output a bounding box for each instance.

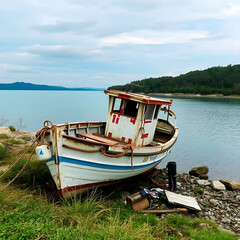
[0,82,105,91]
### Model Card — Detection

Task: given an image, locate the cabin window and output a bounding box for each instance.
[145,105,155,120]
[123,100,139,118]
[112,98,122,113]
[154,105,160,119]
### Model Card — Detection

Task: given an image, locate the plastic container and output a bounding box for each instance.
[35,144,52,161]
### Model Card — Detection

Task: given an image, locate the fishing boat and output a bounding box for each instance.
[35,90,178,198]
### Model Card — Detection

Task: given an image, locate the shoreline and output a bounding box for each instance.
[148,93,240,99]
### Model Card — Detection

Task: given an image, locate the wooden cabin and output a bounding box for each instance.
[104,90,173,147]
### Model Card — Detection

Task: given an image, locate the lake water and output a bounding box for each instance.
[1,91,240,182]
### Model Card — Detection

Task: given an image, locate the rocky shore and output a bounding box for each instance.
[151,166,240,235]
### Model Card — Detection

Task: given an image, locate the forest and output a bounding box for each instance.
[108,65,240,95]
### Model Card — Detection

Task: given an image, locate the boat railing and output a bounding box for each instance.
[160,107,177,127]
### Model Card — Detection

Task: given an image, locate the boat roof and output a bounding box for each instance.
[104,89,173,106]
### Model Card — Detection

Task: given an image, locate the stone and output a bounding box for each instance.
[211,180,226,191]
[197,179,210,186]
[219,179,240,191]
[189,165,209,179]
[235,195,240,201]
[200,175,209,180]
[209,199,219,206]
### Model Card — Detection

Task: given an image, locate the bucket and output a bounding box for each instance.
[35,144,52,161]
[126,192,150,211]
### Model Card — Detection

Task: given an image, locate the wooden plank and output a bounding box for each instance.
[139,208,188,214]
[77,132,118,146]
[63,135,111,146]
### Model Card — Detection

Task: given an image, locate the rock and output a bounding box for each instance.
[209,199,219,206]
[211,180,226,191]
[200,175,209,180]
[189,166,209,179]
[197,180,210,186]
[199,223,207,227]
[236,195,240,201]
[219,180,240,191]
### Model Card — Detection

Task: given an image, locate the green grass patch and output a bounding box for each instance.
[1,157,52,189]
[9,139,23,145]
[23,145,35,154]
[0,145,8,160]
[0,145,12,165]
[0,186,237,240]
[0,134,10,139]
[20,135,32,141]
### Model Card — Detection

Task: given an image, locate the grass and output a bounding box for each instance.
[20,135,32,141]
[0,134,10,139]
[0,144,12,165]
[0,185,237,240]
[0,138,238,239]
[9,139,23,145]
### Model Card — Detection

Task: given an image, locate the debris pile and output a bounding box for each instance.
[127,166,240,235]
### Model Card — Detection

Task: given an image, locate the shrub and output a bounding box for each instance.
[8,125,16,131]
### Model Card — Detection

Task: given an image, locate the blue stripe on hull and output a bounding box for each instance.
[47,155,166,170]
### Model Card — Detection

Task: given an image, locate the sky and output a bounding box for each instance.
[0,0,240,88]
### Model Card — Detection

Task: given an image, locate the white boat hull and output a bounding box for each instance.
[46,149,170,198]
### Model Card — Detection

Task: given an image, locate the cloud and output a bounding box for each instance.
[33,20,95,34]
[0,63,29,71]
[223,5,240,16]
[22,44,102,59]
[101,30,209,46]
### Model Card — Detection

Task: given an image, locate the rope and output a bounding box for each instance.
[129,145,134,170]
[100,144,134,171]
[0,141,37,192]
[99,144,131,158]
[0,121,53,192]
[0,138,38,180]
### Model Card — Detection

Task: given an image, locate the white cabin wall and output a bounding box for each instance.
[134,104,159,146]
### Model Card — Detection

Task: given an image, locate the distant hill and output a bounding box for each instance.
[0,82,105,91]
[108,64,240,96]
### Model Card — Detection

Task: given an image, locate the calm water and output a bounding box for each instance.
[1,91,240,182]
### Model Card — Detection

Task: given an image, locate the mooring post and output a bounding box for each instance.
[167,161,177,191]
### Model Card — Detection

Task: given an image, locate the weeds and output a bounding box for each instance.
[1,157,52,189]
[0,134,10,139]
[0,185,237,240]
[20,135,31,141]
[10,139,23,145]
[0,144,11,164]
